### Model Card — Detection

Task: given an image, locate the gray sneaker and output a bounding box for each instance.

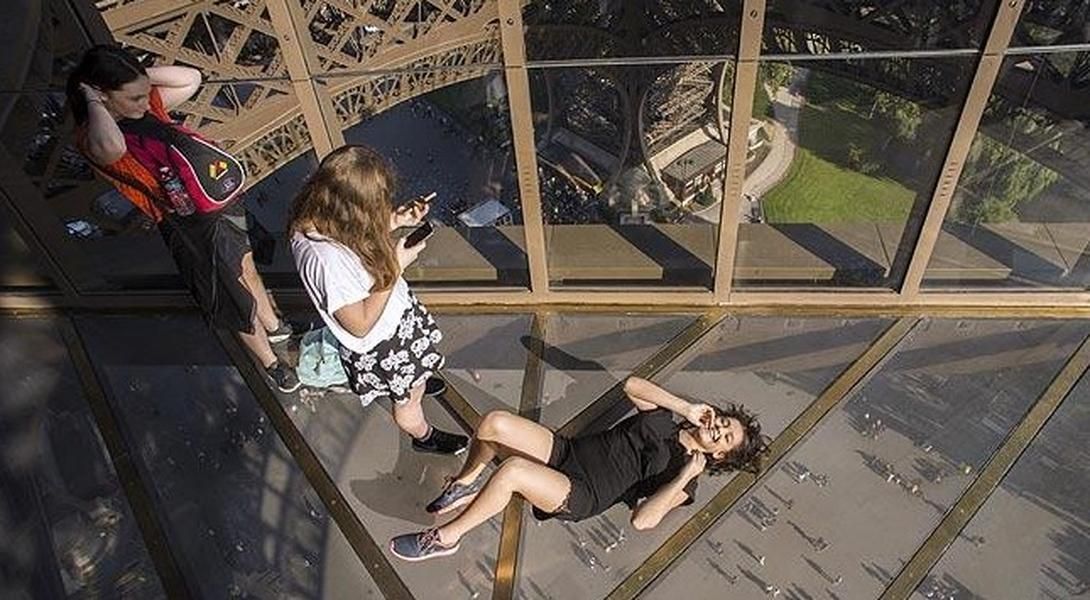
[426,473,485,514]
[390,529,459,562]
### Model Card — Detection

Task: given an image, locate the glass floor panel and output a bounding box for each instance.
[286,390,500,599]
[10,309,1088,600]
[537,314,695,428]
[433,313,533,415]
[1,317,165,599]
[280,341,498,598]
[515,316,891,599]
[644,318,1090,600]
[73,315,383,600]
[915,370,1090,599]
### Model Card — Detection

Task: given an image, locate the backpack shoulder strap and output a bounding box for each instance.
[119,115,185,145]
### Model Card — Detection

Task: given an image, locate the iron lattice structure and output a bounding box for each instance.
[94,0,501,183]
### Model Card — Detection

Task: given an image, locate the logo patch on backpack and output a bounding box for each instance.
[209,160,229,180]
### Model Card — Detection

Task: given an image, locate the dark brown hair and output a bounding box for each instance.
[66,45,147,124]
[697,403,769,476]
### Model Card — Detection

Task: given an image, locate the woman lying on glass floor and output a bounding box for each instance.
[390,376,768,561]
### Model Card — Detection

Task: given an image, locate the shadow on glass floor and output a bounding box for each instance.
[433,313,534,416]
[917,369,1090,599]
[0,317,164,598]
[72,314,382,600]
[24,310,1089,600]
[280,312,516,599]
[534,313,697,428]
[645,318,1090,600]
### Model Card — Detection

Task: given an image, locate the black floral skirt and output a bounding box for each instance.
[338,293,445,406]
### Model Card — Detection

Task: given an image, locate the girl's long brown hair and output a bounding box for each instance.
[288,145,400,290]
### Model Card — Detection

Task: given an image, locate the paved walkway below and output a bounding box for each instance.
[692,71,807,224]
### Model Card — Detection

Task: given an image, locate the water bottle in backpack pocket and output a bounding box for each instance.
[157,166,195,216]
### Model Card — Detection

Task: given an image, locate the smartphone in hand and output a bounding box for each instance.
[403,220,434,248]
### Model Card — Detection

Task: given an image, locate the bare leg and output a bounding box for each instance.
[240,252,280,332]
[453,410,555,486]
[437,457,570,546]
[392,381,429,439]
[233,252,279,369]
[237,325,277,368]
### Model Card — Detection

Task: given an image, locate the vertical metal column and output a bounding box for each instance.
[714,0,766,302]
[899,0,1026,297]
[266,0,346,159]
[498,0,549,299]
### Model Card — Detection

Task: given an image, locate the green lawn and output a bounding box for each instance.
[763,147,915,223]
[761,105,917,223]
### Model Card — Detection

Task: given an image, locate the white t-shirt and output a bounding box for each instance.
[291,231,412,354]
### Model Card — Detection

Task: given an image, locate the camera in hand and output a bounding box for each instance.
[403,220,434,248]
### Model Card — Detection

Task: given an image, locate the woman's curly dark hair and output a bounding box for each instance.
[698,403,770,476]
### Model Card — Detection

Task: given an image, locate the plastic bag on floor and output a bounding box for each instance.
[296,327,348,388]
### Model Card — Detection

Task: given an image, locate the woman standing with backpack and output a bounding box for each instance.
[288,145,467,455]
[67,45,299,392]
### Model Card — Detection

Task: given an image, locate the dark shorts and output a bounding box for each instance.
[158,202,255,334]
[338,294,445,407]
[531,435,598,522]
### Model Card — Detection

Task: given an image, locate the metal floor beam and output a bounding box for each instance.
[879,330,1090,599]
[58,317,193,600]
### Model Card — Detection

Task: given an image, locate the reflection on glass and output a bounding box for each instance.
[0,319,164,598]
[646,318,1090,600]
[95,0,294,137]
[13,0,87,89]
[515,316,888,599]
[0,207,53,288]
[531,62,733,288]
[338,69,528,287]
[734,57,974,288]
[523,1,741,60]
[1012,1,1090,46]
[2,80,318,292]
[301,0,501,73]
[924,53,1090,289]
[763,0,998,53]
[10,91,106,206]
[916,371,1090,599]
[74,314,383,599]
